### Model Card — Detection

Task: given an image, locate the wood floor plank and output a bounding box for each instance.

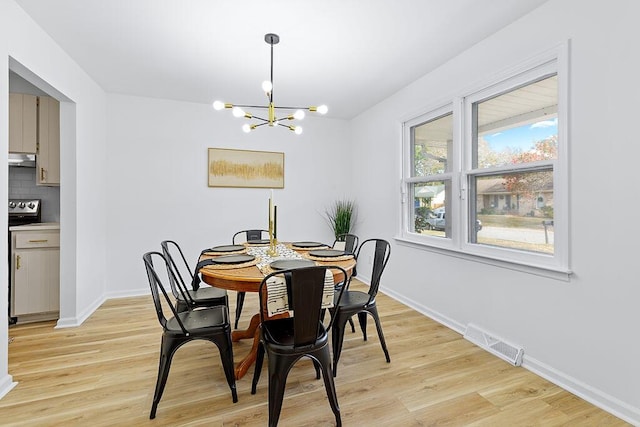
[1,280,630,426]
[411,392,502,426]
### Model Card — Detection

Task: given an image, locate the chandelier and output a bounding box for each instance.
[213,33,328,134]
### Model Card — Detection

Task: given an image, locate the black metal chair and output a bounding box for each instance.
[251,265,347,427]
[231,229,269,328]
[143,251,237,419]
[332,233,359,255]
[331,238,391,376]
[160,240,228,312]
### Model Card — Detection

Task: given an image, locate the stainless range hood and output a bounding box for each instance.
[8,153,36,168]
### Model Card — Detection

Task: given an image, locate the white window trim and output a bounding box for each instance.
[401,104,458,253]
[398,42,571,280]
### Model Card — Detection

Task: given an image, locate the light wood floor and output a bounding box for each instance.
[2,281,629,426]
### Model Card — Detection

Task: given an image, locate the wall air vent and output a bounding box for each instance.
[463,323,524,366]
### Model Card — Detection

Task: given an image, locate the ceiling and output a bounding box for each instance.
[15,0,549,120]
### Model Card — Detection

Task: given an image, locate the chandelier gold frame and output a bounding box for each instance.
[213,33,327,134]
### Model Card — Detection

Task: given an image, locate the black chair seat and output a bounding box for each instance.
[261,317,328,350]
[165,305,229,333]
[335,290,373,310]
[175,286,227,303]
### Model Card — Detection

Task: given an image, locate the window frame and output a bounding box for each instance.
[399,44,570,279]
[402,104,459,252]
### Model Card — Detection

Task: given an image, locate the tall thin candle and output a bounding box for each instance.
[268,197,273,237]
[269,190,275,225]
[274,205,277,239]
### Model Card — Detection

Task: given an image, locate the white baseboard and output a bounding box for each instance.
[378,286,640,426]
[0,374,17,399]
[104,287,149,300]
[56,294,106,329]
[380,285,466,335]
[523,356,640,426]
[55,288,148,329]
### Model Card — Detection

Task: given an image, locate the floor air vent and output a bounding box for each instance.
[463,323,524,366]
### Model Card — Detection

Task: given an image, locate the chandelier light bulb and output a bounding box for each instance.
[262,80,273,93]
[213,100,225,110]
[293,110,305,120]
[232,107,245,118]
[242,124,252,133]
[317,104,328,115]
[294,126,303,135]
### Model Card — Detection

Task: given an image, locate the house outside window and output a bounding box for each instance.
[401,47,569,276]
[468,74,557,253]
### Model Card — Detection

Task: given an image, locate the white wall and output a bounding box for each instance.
[350,0,640,423]
[0,0,108,397]
[105,94,351,296]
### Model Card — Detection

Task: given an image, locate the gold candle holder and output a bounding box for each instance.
[267,222,278,256]
[267,237,278,256]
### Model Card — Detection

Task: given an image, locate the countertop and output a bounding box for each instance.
[9,222,60,232]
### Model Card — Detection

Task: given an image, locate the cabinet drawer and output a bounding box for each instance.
[15,231,60,248]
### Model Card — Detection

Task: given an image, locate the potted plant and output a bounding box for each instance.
[325,199,356,239]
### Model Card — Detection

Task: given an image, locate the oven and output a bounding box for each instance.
[8,199,42,324]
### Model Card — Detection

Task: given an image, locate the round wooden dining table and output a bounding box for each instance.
[199,245,356,380]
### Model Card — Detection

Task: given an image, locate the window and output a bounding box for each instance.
[468,74,557,254]
[406,110,453,238]
[401,49,568,275]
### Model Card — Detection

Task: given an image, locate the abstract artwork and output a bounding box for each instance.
[208,148,284,188]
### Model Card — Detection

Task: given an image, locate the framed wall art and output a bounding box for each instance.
[208,148,285,188]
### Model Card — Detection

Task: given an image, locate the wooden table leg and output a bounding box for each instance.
[231,313,261,380]
[231,313,260,342]
[233,328,261,380]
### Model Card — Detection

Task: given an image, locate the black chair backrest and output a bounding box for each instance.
[232,229,269,244]
[259,266,347,348]
[161,240,200,298]
[143,251,189,334]
[333,233,359,254]
[355,239,391,300]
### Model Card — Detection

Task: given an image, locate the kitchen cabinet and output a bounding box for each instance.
[10,226,60,322]
[9,93,38,154]
[37,96,61,186]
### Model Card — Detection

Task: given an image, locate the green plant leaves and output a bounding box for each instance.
[325,199,356,238]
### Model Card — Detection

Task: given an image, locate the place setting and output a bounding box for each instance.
[304,248,355,262]
[289,241,330,250]
[243,239,271,246]
[201,244,247,256]
[268,258,316,271]
[199,246,258,270]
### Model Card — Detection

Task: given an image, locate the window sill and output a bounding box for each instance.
[394,235,572,282]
